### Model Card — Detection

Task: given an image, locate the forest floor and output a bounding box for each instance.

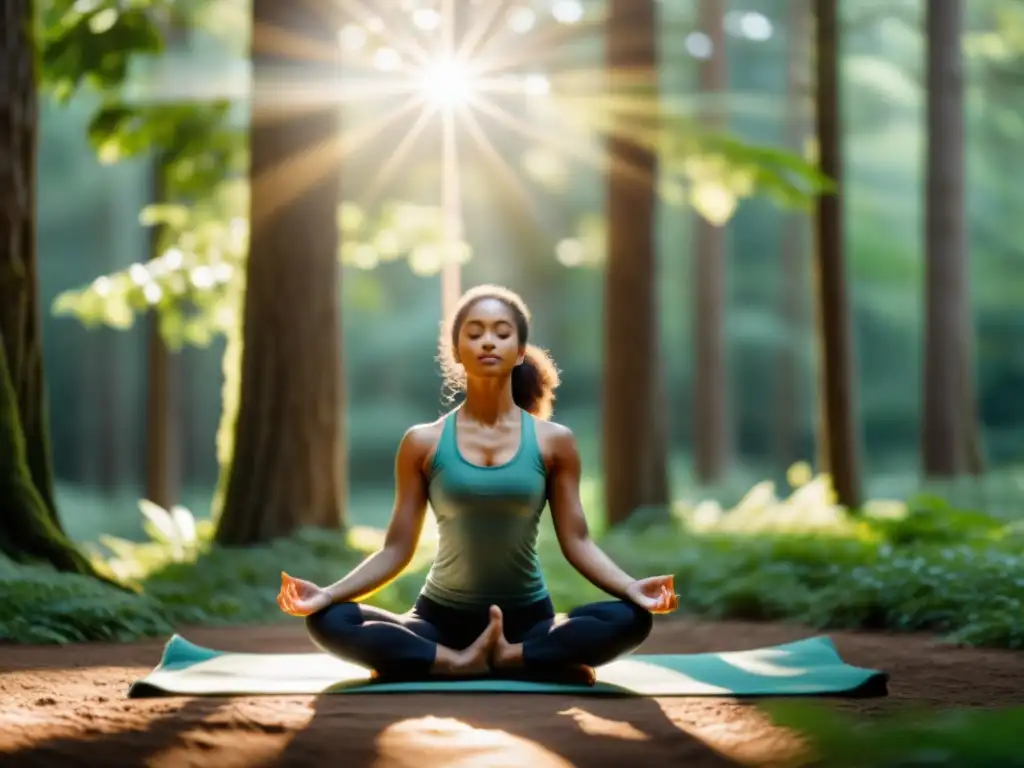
[1,618,1021,768]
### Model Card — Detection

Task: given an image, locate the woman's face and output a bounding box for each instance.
[456,298,524,380]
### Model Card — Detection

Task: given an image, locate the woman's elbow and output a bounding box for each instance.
[381,539,416,571]
[558,531,591,563]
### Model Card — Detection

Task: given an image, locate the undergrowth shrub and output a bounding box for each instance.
[2,469,1022,647]
[764,701,1024,767]
[0,554,171,643]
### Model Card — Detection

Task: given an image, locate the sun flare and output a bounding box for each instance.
[420,57,476,107]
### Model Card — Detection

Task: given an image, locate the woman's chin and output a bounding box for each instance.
[467,364,512,379]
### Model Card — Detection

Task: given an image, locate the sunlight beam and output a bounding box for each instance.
[253,97,423,221]
[336,0,432,68]
[461,109,558,239]
[472,95,658,190]
[360,101,438,206]
[440,103,463,319]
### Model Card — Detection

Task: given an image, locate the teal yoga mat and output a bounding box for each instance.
[128,634,888,698]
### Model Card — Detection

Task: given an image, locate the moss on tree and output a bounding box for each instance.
[0,333,101,575]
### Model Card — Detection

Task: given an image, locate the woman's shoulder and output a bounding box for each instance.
[401,410,455,470]
[403,415,446,447]
[533,417,578,459]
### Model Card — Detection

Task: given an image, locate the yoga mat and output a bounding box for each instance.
[128,634,888,698]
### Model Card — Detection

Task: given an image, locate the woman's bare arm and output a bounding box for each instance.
[323,425,433,603]
[546,426,636,599]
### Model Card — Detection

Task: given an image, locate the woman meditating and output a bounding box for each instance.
[277,284,678,683]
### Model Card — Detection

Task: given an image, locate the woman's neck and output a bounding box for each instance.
[461,377,517,425]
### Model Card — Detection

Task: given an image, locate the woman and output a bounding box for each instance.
[277,284,678,683]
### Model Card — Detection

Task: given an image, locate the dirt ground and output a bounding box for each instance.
[1,618,1021,768]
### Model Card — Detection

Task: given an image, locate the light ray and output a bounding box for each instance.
[470,17,604,78]
[460,108,557,240]
[252,20,343,64]
[454,0,513,64]
[471,96,601,168]
[360,100,438,206]
[334,0,433,68]
[252,97,423,221]
[475,94,657,190]
[440,95,463,317]
[248,74,420,126]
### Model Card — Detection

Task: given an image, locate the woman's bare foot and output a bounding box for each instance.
[490,606,525,670]
[558,664,598,687]
[431,607,503,677]
[489,606,597,686]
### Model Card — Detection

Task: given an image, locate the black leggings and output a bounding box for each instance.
[306,594,653,679]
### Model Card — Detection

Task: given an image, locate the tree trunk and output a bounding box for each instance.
[812,0,863,508]
[145,315,180,508]
[692,0,729,486]
[602,0,669,526]
[0,0,59,524]
[215,0,346,545]
[144,158,180,509]
[776,0,812,472]
[0,333,94,572]
[0,0,110,577]
[922,0,978,478]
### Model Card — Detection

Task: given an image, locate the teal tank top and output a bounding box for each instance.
[422,408,549,610]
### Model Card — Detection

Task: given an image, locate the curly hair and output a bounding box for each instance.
[438,284,561,420]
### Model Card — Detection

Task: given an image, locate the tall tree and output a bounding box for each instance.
[215,0,347,545]
[776,0,812,471]
[143,16,189,510]
[692,0,730,486]
[0,0,103,575]
[144,158,181,509]
[812,0,863,507]
[602,0,669,526]
[921,0,980,477]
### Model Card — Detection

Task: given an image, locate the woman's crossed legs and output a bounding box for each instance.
[306,594,653,682]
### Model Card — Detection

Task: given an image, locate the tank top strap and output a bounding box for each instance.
[519,411,547,475]
[428,410,459,477]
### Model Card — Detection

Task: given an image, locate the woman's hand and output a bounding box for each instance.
[625,575,679,615]
[277,572,332,617]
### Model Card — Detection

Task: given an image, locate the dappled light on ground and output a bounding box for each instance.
[656,700,806,767]
[375,716,574,767]
[557,707,651,741]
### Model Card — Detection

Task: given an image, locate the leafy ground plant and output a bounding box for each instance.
[3,471,1022,647]
[763,701,1024,767]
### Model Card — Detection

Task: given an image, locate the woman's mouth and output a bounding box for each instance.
[477,354,502,364]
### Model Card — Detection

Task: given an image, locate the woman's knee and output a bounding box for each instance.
[304,601,361,645]
[617,600,654,646]
[571,599,654,646]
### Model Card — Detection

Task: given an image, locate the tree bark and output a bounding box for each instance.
[0,332,94,572]
[812,0,863,508]
[144,158,180,509]
[0,0,112,577]
[0,0,59,524]
[776,0,812,472]
[145,313,180,508]
[692,0,729,486]
[922,0,979,478]
[602,0,669,526]
[215,0,346,545]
